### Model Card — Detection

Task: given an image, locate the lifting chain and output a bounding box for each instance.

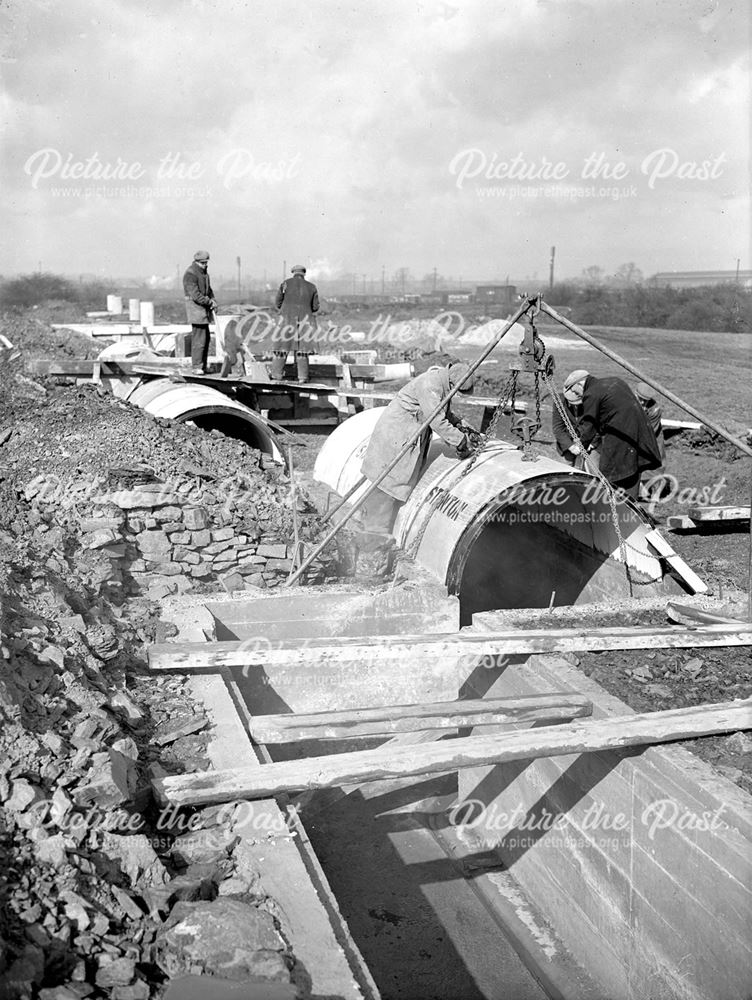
[404,370,520,560]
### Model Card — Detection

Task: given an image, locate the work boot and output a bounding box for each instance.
[295,352,310,383]
[355,537,396,580]
[269,352,287,380]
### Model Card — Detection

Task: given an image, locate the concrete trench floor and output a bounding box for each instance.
[299,773,549,1000]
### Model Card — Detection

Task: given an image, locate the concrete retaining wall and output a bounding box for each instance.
[456,645,752,1000]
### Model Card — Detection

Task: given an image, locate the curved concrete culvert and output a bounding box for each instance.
[127,378,283,462]
[316,413,671,623]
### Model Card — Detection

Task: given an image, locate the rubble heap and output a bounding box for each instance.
[0,321,337,996]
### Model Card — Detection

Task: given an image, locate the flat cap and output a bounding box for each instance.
[290,264,306,274]
[193,250,210,262]
[448,361,475,393]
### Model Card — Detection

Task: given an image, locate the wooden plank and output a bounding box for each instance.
[250,693,593,742]
[148,622,752,673]
[646,528,708,594]
[666,515,697,531]
[661,418,702,431]
[335,387,528,412]
[688,505,751,522]
[27,358,193,378]
[153,697,752,806]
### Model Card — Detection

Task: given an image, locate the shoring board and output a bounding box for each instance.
[688,505,751,522]
[250,692,593,742]
[666,515,698,532]
[645,529,708,594]
[148,622,752,673]
[153,697,752,806]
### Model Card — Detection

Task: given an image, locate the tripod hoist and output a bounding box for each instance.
[453,295,655,590]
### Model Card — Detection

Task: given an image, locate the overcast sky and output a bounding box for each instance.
[1,0,749,285]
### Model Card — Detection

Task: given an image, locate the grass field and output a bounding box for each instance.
[453,322,752,433]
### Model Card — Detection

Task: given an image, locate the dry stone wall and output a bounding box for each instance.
[25,473,334,603]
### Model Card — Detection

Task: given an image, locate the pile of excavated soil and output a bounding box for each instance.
[0,314,321,997]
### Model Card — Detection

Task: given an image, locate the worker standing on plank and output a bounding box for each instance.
[272,264,320,382]
[358,363,476,563]
[563,369,663,498]
[183,250,217,375]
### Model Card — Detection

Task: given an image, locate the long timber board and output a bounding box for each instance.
[149,622,752,673]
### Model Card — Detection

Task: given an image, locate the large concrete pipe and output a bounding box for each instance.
[315,411,676,622]
[126,378,283,462]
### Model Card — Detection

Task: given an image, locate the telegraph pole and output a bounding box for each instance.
[236,256,242,300]
[549,246,556,292]
[381,265,386,295]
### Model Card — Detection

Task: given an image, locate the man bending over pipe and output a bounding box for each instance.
[356,362,476,569]
[563,370,663,499]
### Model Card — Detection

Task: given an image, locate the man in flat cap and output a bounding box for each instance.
[357,362,476,571]
[563,369,662,497]
[183,250,217,374]
[272,264,320,381]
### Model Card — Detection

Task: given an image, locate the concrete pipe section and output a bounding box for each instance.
[315,411,671,622]
[126,377,284,462]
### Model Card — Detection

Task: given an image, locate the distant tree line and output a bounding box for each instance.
[549,281,752,333]
[2,270,751,334]
[0,272,109,311]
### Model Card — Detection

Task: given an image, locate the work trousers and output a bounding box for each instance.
[358,487,400,552]
[191,325,210,372]
[270,351,311,381]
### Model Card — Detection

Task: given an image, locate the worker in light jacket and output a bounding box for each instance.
[183,250,217,374]
[358,363,475,559]
[272,264,320,382]
[563,370,662,498]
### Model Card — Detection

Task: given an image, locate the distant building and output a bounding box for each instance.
[474,284,517,306]
[649,270,752,289]
[443,290,473,305]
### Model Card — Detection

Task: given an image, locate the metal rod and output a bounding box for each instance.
[539,301,752,459]
[322,474,366,524]
[283,298,535,587]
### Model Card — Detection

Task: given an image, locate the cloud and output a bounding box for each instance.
[0,0,748,280]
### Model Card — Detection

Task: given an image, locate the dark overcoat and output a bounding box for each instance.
[361,366,465,501]
[183,263,214,324]
[577,375,662,483]
[274,274,320,352]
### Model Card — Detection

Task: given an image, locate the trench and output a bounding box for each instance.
[233,432,674,997]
